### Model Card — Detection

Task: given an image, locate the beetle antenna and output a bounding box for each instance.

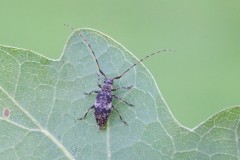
[64,24,107,79]
[113,49,174,80]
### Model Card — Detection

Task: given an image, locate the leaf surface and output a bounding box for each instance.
[0,28,239,160]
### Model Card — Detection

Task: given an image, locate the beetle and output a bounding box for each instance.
[65,25,173,129]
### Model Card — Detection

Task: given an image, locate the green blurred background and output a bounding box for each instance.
[0,1,239,128]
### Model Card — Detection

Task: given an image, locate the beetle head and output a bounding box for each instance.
[104,78,114,85]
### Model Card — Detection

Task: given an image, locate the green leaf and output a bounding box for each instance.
[0,28,239,160]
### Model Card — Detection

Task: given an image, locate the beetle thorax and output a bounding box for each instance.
[102,78,113,91]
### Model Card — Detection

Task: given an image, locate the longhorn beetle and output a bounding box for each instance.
[65,25,173,130]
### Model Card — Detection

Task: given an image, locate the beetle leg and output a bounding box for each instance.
[97,73,102,88]
[112,85,133,91]
[78,105,94,120]
[84,90,99,96]
[112,95,134,107]
[112,105,128,125]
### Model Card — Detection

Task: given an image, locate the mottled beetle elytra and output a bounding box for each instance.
[65,24,174,130]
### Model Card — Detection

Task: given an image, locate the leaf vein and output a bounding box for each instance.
[0,85,75,160]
